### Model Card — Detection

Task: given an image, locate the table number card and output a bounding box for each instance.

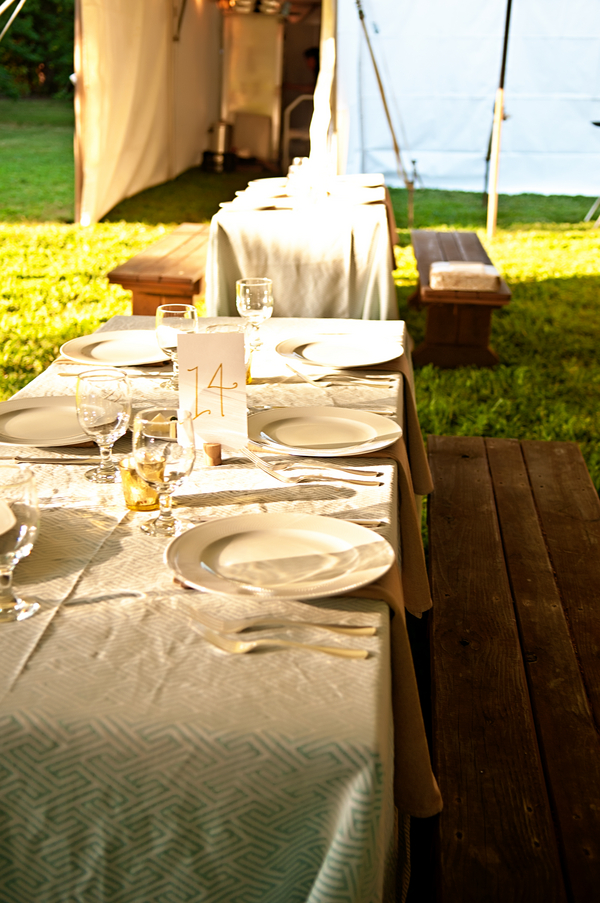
[178,333,248,449]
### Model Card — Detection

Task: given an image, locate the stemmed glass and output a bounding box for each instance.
[155,303,199,389]
[76,368,132,483]
[132,408,196,536]
[0,465,40,622]
[235,277,274,349]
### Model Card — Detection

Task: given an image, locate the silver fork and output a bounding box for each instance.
[241,447,383,487]
[187,609,377,636]
[198,625,369,659]
[267,458,383,477]
[285,363,394,389]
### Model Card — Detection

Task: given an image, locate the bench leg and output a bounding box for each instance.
[413,303,499,368]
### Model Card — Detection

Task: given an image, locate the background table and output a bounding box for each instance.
[204,181,398,321]
[0,317,440,903]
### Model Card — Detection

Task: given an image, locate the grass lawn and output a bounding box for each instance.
[0,98,75,222]
[1,99,599,488]
[388,189,600,489]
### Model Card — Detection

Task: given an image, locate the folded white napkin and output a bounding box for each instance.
[430,260,500,291]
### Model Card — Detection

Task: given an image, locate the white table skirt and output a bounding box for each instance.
[204,203,398,320]
[0,318,413,903]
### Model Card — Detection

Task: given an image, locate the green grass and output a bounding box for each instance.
[389,186,595,232]
[104,169,255,226]
[0,100,254,396]
[0,98,75,221]
[0,97,74,126]
[1,99,599,489]
[388,189,600,488]
[0,222,170,397]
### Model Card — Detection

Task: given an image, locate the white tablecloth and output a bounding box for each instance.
[0,317,440,903]
[205,197,398,321]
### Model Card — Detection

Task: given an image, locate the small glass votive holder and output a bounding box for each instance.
[119,455,160,511]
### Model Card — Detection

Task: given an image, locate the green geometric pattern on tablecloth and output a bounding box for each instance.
[0,713,389,903]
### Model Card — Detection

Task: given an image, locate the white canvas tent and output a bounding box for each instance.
[336,0,600,196]
[74,0,222,226]
[74,0,600,225]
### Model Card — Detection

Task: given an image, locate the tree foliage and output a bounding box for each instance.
[0,0,74,98]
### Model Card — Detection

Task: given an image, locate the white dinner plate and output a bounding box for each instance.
[165,513,394,600]
[247,406,401,457]
[60,330,169,366]
[275,334,403,369]
[0,397,89,447]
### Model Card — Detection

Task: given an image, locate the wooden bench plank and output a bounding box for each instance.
[107,223,210,315]
[108,224,209,284]
[428,435,566,903]
[453,231,493,264]
[521,441,600,723]
[486,437,600,902]
[412,231,444,287]
[139,229,209,284]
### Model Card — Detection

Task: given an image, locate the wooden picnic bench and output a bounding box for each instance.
[410,231,511,368]
[107,223,210,315]
[427,436,600,902]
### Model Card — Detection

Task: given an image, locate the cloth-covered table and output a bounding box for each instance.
[204,178,398,320]
[0,317,441,903]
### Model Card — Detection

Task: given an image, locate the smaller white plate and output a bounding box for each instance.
[248,406,401,457]
[276,334,403,369]
[165,513,394,600]
[0,397,88,447]
[60,330,168,367]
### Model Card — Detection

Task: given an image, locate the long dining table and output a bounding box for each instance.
[0,316,441,903]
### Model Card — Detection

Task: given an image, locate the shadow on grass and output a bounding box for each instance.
[399,273,600,364]
[396,273,600,487]
[101,166,267,225]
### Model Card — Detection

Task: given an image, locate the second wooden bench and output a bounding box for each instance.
[107,222,210,315]
[427,435,600,902]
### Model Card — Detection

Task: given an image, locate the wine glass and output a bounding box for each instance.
[155,303,199,389]
[76,368,132,483]
[0,465,40,622]
[132,407,196,536]
[235,277,274,349]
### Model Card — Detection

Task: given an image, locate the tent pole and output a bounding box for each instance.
[355,0,413,228]
[74,0,83,225]
[486,88,504,238]
[0,0,26,45]
[486,0,513,238]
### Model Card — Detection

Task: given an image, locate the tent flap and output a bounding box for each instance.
[76,0,221,225]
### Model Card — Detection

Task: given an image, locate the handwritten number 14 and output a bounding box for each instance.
[187,363,238,419]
